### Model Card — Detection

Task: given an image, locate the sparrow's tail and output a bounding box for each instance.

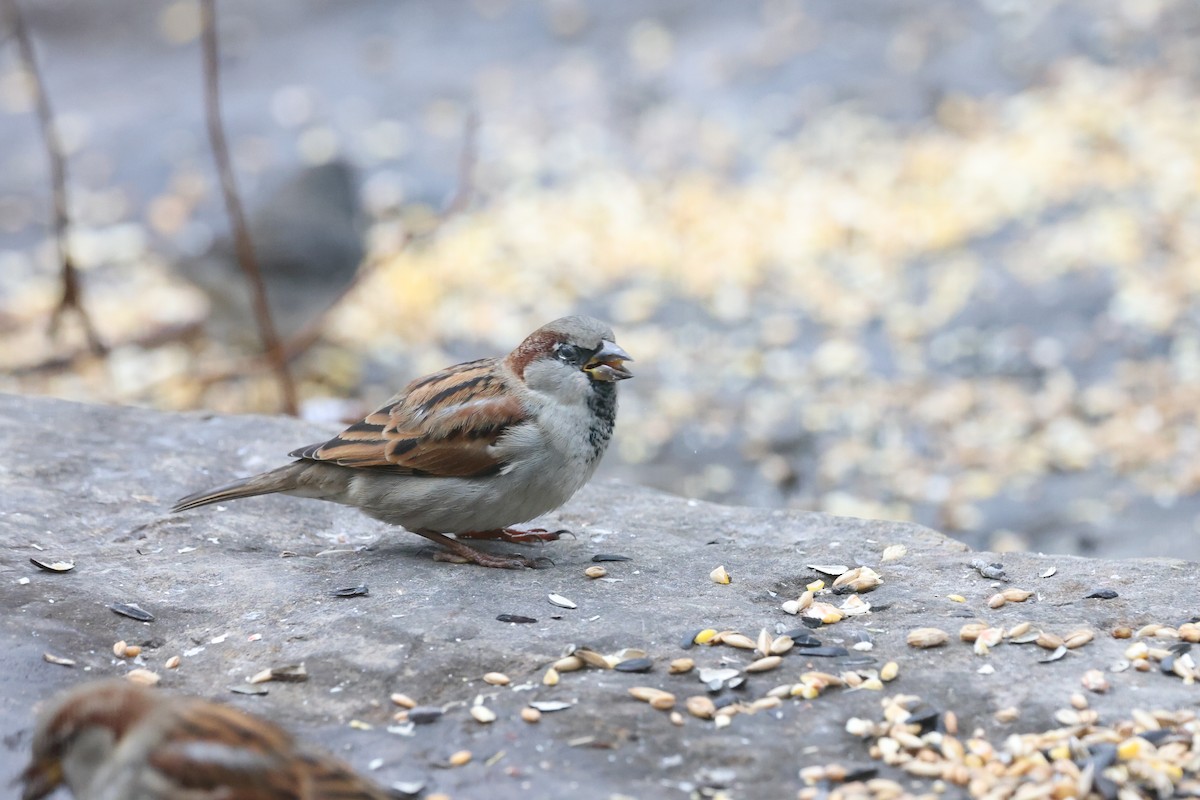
[171,462,307,513]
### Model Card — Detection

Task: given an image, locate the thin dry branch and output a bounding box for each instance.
[4,0,105,354]
[199,0,298,415]
[191,109,480,390]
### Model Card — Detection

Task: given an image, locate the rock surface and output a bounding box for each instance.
[1,392,1198,798]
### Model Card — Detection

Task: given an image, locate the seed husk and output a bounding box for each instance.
[669,657,695,674]
[591,554,631,562]
[164,655,181,669]
[547,593,577,609]
[330,584,368,597]
[710,565,731,585]
[722,633,756,650]
[470,706,496,724]
[880,661,899,682]
[553,655,585,672]
[573,648,611,669]
[1040,645,1069,663]
[907,628,949,648]
[584,566,608,579]
[230,684,268,696]
[483,672,510,686]
[113,640,128,657]
[1085,588,1118,600]
[686,695,716,719]
[805,602,845,625]
[1007,621,1033,639]
[110,603,154,622]
[42,652,75,667]
[447,750,472,767]
[496,614,537,624]
[126,668,160,686]
[987,593,1007,609]
[756,628,773,655]
[995,706,1020,723]
[30,558,74,573]
[959,622,988,642]
[769,636,795,656]
[529,701,572,712]
[881,544,907,562]
[1001,588,1034,602]
[543,667,560,686]
[521,707,541,723]
[629,686,669,703]
[391,693,416,708]
[1064,629,1094,649]
[1081,669,1109,692]
[832,566,883,594]
[808,564,849,576]
[649,693,676,711]
[745,656,782,673]
[614,657,654,673]
[1036,632,1064,650]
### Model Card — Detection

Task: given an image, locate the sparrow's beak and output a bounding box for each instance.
[18,758,62,800]
[584,340,633,382]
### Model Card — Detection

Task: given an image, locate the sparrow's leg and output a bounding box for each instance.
[455,528,572,544]
[413,529,549,569]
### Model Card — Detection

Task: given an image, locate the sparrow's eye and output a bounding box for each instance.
[556,343,585,364]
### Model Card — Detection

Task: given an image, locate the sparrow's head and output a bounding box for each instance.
[20,681,157,800]
[508,316,633,394]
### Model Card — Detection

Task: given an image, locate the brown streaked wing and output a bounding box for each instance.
[297,750,396,800]
[146,701,303,798]
[291,358,529,477]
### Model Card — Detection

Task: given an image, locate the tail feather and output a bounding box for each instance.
[171,463,305,513]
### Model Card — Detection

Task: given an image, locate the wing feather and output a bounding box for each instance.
[291,358,528,478]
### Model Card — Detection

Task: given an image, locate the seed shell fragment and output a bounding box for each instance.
[43,652,75,667]
[547,593,577,609]
[30,558,74,573]
[591,554,631,562]
[528,701,572,712]
[907,628,949,648]
[110,603,154,622]
[1085,588,1119,600]
[330,584,368,597]
[496,614,537,624]
[710,565,731,585]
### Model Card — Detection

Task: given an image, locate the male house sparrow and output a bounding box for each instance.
[19,680,393,799]
[173,316,633,569]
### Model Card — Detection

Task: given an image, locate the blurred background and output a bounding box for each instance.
[2,0,1199,560]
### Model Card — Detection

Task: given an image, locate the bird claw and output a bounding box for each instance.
[455,527,574,544]
[432,549,536,569]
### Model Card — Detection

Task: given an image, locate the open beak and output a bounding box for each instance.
[584,340,633,382]
[18,758,62,800]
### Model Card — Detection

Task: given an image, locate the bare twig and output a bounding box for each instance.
[441,108,478,217]
[4,0,105,354]
[190,109,480,390]
[199,0,298,415]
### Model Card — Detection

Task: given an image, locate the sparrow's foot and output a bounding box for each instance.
[455,527,573,544]
[415,529,548,569]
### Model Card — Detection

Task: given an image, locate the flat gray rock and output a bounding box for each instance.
[1,393,1197,798]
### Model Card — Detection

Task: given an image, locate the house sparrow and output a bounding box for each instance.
[173,315,633,568]
[19,680,393,800]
